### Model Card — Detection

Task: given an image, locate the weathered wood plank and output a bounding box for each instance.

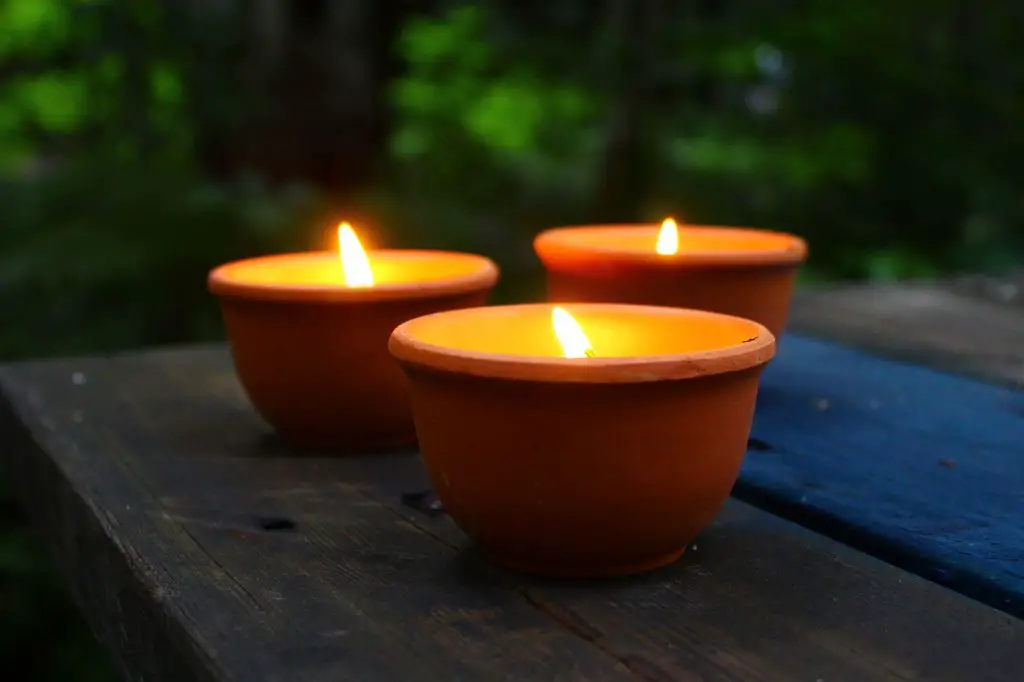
[2,346,1023,682]
[0,349,631,682]
[741,333,1024,618]
[791,283,1024,387]
[355,455,1024,682]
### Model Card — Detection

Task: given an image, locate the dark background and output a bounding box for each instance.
[0,1,1021,679]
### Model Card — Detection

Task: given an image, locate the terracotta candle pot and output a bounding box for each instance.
[534,221,808,337]
[389,303,775,577]
[209,225,499,451]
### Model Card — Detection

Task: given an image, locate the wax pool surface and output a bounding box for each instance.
[536,225,806,260]
[217,251,489,287]
[402,305,763,359]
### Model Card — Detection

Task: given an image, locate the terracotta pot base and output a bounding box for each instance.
[482,546,686,578]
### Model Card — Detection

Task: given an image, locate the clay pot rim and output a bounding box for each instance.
[390,303,776,384]
[208,250,499,303]
[534,225,808,267]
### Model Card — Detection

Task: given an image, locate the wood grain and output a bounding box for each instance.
[0,348,631,682]
[791,283,1024,387]
[1,345,1022,681]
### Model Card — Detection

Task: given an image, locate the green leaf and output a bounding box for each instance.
[393,79,441,114]
[390,126,431,160]
[463,80,545,152]
[149,62,183,107]
[398,6,486,67]
[0,0,72,58]
[11,72,88,134]
[865,249,939,282]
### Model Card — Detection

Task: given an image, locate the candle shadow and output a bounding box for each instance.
[447,543,688,592]
[402,489,693,589]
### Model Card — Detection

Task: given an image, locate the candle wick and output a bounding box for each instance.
[584,349,596,359]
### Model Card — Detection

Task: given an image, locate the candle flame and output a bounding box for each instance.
[552,306,594,359]
[337,222,374,287]
[656,217,679,255]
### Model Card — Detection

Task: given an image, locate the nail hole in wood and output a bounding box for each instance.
[256,516,296,532]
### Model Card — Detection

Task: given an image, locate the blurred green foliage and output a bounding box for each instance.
[0,165,332,359]
[0,0,1020,360]
[0,0,1021,679]
[388,2,1023,281]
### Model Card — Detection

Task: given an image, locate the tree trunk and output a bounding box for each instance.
[173,0,422,199]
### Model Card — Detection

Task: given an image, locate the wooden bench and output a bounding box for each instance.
[2,282,1023,681]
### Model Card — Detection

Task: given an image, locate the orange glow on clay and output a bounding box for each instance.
[656,218,679,255]
[552,307,594,358]
[337,222,374,287]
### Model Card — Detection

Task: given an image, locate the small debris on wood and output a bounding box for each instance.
[71,372,86,385]
[938,458,956,469]
[814,398,830,411]
[402,490,445,517]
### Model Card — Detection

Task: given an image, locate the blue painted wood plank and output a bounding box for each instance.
[740,333,1024,617]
